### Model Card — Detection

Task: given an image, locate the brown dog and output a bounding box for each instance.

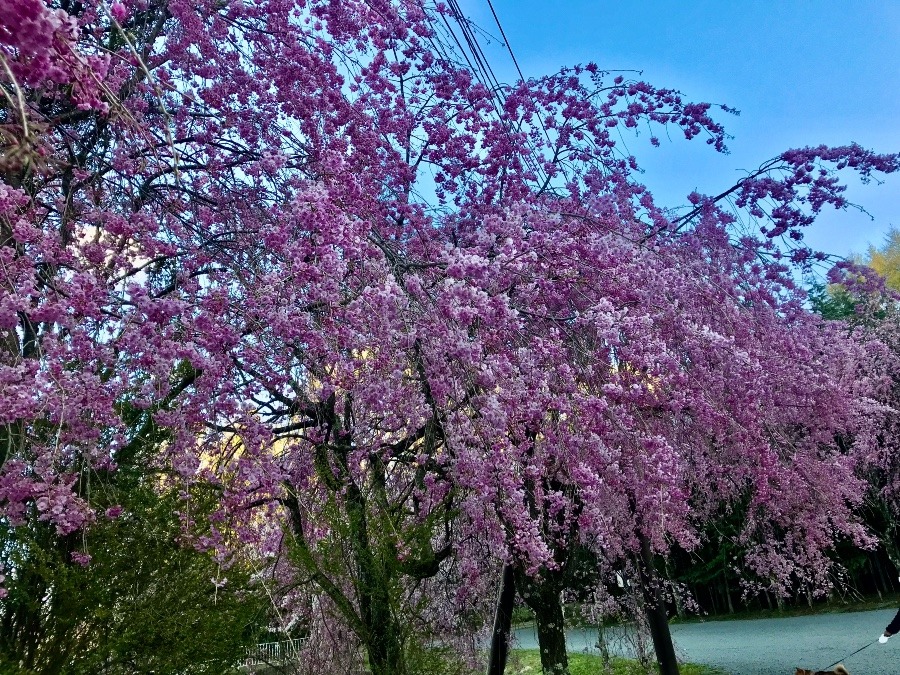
[795,666,849,675]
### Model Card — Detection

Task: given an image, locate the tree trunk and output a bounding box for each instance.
[367,626,406,675]
[344,487,406,675]
[880,528,900,578]
[284,452,407,675]
[520,574,569,675]
[486,564,516,675]
[639,536,679,675]
[875,550,896,592]
[866,551,890,600]
[723,574,735,615]
[707,582,717,616]
[534,591,568,675]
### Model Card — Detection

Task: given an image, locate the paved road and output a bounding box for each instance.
[513,609,900,674]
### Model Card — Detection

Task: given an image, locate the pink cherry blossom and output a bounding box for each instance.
[1,2,897,672]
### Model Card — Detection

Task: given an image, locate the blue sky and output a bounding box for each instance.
[456,0,900,258]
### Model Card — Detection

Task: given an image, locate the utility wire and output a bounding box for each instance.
[480,0,568,190]
[441,0,553,188]
[438,6,551,189]
[485,0,525,84]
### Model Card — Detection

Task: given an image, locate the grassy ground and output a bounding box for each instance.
[505,650,725,675]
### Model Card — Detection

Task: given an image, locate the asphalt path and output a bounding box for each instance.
[513,609,900,674]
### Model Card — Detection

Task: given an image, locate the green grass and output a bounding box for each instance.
[505,650,726,675]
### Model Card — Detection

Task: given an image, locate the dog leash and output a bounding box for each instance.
[822,638,878,670]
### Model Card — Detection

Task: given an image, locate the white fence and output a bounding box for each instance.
[245,638,306,666]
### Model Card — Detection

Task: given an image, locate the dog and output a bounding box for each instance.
[795,665,849,675]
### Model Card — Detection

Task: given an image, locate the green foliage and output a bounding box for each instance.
[807,283,857,321]
[0,479,267,674]
[808,227,900,323]
[511,604,536,626]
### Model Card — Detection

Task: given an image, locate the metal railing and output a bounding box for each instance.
[244,638,306,666]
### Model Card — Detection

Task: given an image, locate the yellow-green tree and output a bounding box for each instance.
[865,227,900,290]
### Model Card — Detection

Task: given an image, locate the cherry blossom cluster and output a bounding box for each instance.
[0,0,109,111]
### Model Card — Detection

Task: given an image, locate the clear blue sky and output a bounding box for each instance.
[456,0,900,258]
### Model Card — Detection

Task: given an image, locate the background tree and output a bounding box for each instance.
[0,464,266,674]
[865,228,900,290]
[807,232,900,580]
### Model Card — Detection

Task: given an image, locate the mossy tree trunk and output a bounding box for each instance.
[283,391,452,675]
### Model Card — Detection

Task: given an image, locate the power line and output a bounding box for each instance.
[439,4,505,122]
[448,0,505,97]
[479,0,566,191]
[484,0,525,85]
[417,0,567,193]
[442,0,557,189]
